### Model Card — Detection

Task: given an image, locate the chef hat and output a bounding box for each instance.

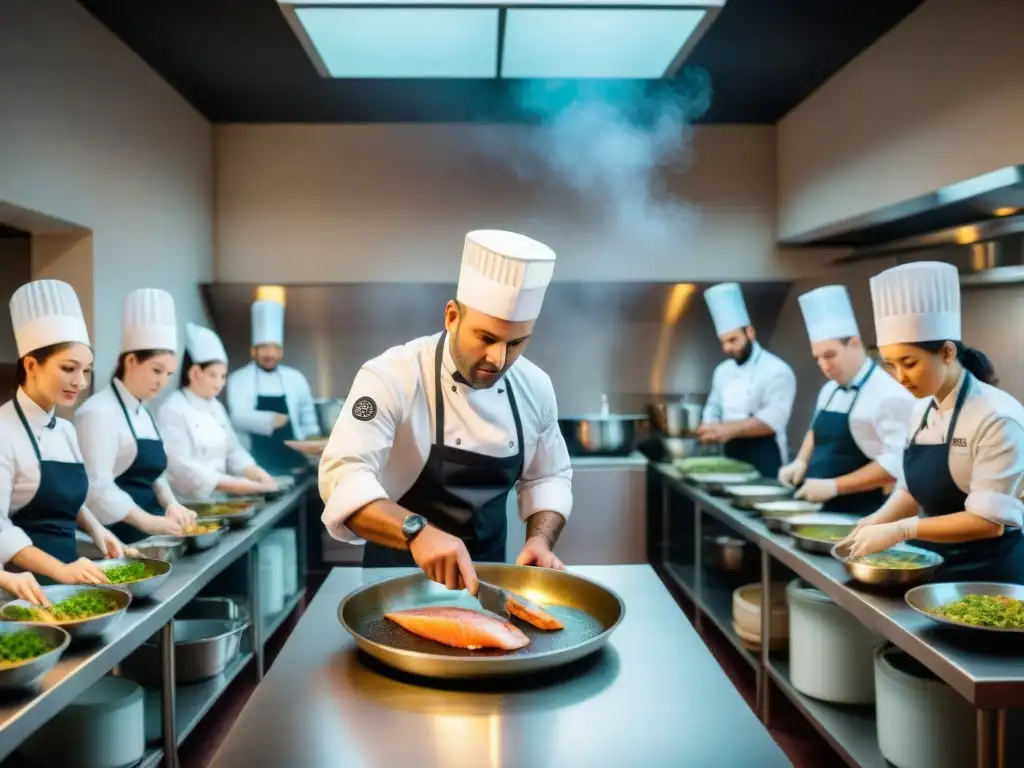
[252,300,284,346]
[703,282,750,336]
[185,323,228,364]
[870,261,961,347]
[455,230,556,322]
[798,285,860,344]
[10,279,91,358]
[121,288,177,353]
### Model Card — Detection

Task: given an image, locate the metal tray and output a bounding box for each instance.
[790,523,857,555]
[724,484,793,510]
[831,542,944,587]
[753,500,824,531]
[0,585,132,639]
[339,564,625,679]
[94,557,171,599]
[0,622,71,690]
[188,500,260,528]
[905,582,1024,634]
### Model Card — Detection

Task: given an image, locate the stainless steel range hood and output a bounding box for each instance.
[779,164,1024,287]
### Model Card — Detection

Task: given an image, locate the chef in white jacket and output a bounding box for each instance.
[0,280,121,586]
[159,323,279,499]
[698,283,797,478]
[320,229,573,593]
[778,285,916,516]
[840,262,1024,584]
[76,289,196,543]
[227,299,318,476]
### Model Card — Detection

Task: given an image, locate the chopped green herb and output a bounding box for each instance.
[103,561,147,584]
[930,594,1024,629]
[0,631,51,666]
[3,591,120,623]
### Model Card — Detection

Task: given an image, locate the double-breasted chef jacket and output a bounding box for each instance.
[74,378,178,525]
[701,341,797,471]
[319,331,574,545]
[157,389,259,500]
[0,389,93,563]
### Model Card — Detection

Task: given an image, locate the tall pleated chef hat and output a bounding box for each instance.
[798,285,860,344]
[10,279,91,358]
[121,288,178,353]
[703,282,750,336]
[186,323,228,364]
[252,300,285,346]
[870,261,961,347]
[456,230,557,322]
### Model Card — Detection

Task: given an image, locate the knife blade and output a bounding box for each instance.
[475,580,511,619]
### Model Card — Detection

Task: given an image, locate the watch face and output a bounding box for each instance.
[403,515,426,538]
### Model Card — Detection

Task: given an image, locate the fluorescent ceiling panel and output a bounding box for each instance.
[283,1,720,7]
[501,8,705,78]
[294,7,499,78]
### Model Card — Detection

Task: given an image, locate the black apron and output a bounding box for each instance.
[903,371,1024,584]
[806,362,888,517]
[363,332,525,568]
[722,348,784,479]
[11,398,89,564]
[250,368,307,476]
[108,383,168,545]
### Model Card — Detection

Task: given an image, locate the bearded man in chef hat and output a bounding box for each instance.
[319,230,573,595]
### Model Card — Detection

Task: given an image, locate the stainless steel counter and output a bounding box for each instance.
[0,481,313,762]
[210,565,792,768]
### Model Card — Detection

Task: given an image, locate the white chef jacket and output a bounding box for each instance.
[701,341,797,461]
[74,379,177,525]
[811,358,918,482]
[226,362,319,449]
[897,369,1024,528]
[320,332,574,544]
[0,389,92,563]
[157,389,257,499]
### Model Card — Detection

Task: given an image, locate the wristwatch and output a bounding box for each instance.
[402,514,428,545]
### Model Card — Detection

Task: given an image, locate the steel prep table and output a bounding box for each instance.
[650,462,1024,768]
[0,479,313,768]
[209,564,793,768]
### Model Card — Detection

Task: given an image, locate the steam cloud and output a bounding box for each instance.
[475,71,713,248]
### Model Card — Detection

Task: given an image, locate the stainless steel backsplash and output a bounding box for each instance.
[199,281,793,417]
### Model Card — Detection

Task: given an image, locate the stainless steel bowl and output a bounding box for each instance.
[647,399,705,438]
[831,542,944,587]
[95,557,171,600]
[752,500,824,531]
[0,622,71,690]
[129,536,185,563]
[778,512,860,535]
[789,523,856,555]
[682,471,761,495]
[119,617,249,685]
[0,585,132,639]
[182,520,228,551]
[724,484,793,510]
[905,582,1024,634]
[189,500,260,528]
[703,535,752,573]
[558,414,647,456]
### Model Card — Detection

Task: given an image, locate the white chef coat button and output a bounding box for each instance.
[451,385,457,393]
[498,388,504,394]
[456,438,462,446]
[509,440,515,448]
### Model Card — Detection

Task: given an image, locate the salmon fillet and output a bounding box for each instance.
[384,607,530,650]
[506,594,564,631]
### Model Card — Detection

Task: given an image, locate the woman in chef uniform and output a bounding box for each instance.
[779,285,916,516]
[75,289,196,544]
[158,323,279,499]
[0,280,121,584]
[840,262,1024,583]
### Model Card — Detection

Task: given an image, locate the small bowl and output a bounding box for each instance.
[1,585,132,639]
[130,536,185,563]
[0,622,71,690]
[181,520,229,551]
[95,557,172,600]
[831,542,944,588]
[753,500,824,531]
[724,484,793,510]
[790,523,856,554]
[905,582,1024,634]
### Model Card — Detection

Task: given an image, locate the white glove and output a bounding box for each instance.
[794,478,838,503]
[838,517,919,558]
[778,459,807,488]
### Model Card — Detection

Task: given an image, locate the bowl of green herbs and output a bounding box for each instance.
[94,557,171,599]
[905,582,1024,633]
[1,585,132,639]
[0,621,71,689]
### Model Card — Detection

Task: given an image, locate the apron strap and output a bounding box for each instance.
[111,381,141,441]
[12,397,44,464]
[909,371,973,445]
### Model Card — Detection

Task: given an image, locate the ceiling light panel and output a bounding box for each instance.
[501,8,706,79]
[294,7,499,78]
[283,1,720,7]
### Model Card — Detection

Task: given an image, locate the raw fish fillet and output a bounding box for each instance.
[506,593,564,631]
[384,607,530,650]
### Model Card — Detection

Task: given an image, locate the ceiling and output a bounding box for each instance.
[77,0,925,123]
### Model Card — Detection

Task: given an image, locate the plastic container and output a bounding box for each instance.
[787,579,880,704]
[259,539,285,616]
[267,528,298,596]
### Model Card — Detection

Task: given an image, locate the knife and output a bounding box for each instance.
[475,580,511,619]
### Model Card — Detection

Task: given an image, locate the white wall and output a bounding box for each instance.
[215,123,828,283]
[777,0,1024,240]
[0,0,214,386]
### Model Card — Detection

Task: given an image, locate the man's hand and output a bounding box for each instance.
[409,526,479,594]
[272,414,289,430]
[697,422,732,444]
[516,535,565,570]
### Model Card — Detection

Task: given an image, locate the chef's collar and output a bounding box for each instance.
[17,388,57,430]
[113,377,144,414]
[441,333,468,386]
[840,358,873,392]
[183,388,214,408]
[933,368,967,413]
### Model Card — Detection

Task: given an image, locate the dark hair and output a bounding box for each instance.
[179,350,219,389]
[913,340,998,386]
[12,342,77,394]
[114,349,174,381]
